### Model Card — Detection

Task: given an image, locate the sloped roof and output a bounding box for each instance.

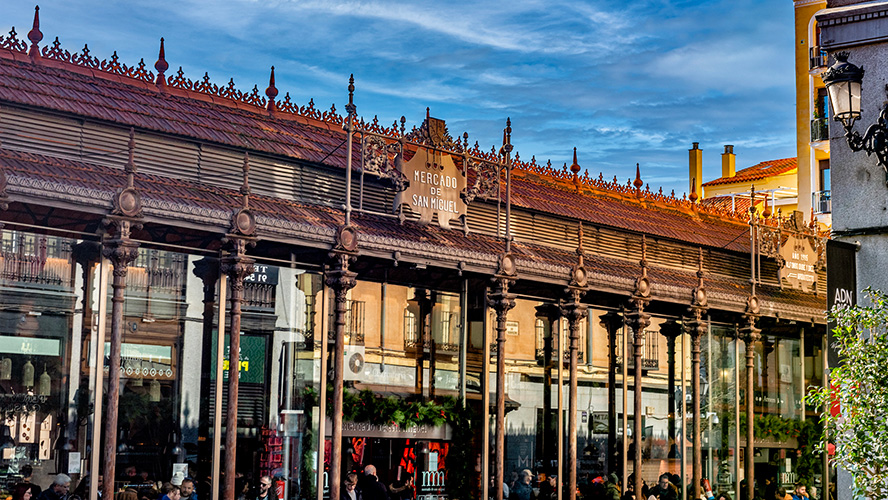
[702,158,797,187]
[0,147,825,315]
[0,45,765,253]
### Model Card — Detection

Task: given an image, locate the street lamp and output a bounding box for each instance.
[822,52,888,183]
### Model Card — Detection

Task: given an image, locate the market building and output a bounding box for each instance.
[0,8,830,500]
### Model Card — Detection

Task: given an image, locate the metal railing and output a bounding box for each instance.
[810,46,827,70]
[0,232,74,288]
[813,190,831,215]
[615,329,660,370]
[328,299,365,344]
[811,117,829,142]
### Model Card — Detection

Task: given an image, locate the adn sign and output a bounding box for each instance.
[395,148,466,229]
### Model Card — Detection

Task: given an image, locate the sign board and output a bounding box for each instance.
[395,148,467,229]
[325,419,452,440]
[0,336,60,356]
[245,264,279,285]
[827,239,857,368]
[779,234,818,292]
[103,342,174,380]
[210,333,268,384]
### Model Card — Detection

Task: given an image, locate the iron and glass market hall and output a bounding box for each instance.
[0,9,831,500]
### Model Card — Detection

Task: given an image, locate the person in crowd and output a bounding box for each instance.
[791,483,809,500]
[16,465,41,499]
[648,474,677,500]
[179,480,196,500]
[388,474,414,500]
[509,469,533,500]
[605,474,621,500]
[159,485,179,500]
[626,474,649,500]
[342,473,362,500]
[13,484,34,500]
[255,476,272,500]
[359,465,388,500]
[774,487,790,500]
[538,476,557,500]
[116,487,139,500]
[489,475,509,500]
[715,492,732,500]
[37,475,71,500]
[807,486,817,500]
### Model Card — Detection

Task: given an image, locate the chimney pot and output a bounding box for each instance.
[721,145,736,178]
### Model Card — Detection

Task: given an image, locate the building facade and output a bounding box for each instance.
[0,9,829,500]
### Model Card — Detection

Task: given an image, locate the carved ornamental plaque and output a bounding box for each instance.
[779,234,817,292]
[395,148,467,229]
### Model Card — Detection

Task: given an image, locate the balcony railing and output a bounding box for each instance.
[811,117,829,142]
[615,329,660,371]
[327,299,365,344]
[813,190,831,215]
[0,233,74,288]
[810,46,827,70]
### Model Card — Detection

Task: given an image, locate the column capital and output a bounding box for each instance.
[487,276,516,314]
[599,311,623,334]
[659,319,682,339]
[535,303,562,323]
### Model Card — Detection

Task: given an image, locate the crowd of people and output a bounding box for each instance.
[492,470,822,500]
[339,464,415,500]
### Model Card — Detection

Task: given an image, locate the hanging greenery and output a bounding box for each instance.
[738,412,821,485]
[301,387,477,500]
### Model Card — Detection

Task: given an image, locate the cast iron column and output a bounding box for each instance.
[741,297,760,500]
[326,229,358,500]
[561,290,587,500]
[536,303,562,471]
[193,257,220,483]
[488,255,516,500]
[600,312,624,475]
[684,251,708,500]
[221,153,258,500]
[625,236,651,499]
[101,220,139,500]
[659,321,682,459]
[101,128,143,500]
[221,240,254,500]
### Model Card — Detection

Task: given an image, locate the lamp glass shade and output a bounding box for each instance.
[827,79,862,127]
[22,360,34,388]
[149,379,161,402]
[0,358,11,381]
[38,369,51,396]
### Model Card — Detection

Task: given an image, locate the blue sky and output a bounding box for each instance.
[5,0,797,198]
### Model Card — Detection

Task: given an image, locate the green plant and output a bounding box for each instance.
[302,386,477,500]
[808,287,888,500]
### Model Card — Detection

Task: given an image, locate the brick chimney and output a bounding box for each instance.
[689,142,702,197]
[721,145,736,178]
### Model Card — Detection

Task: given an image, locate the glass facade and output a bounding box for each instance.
[0,228,830,500]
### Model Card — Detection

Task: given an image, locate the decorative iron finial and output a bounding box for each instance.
[240,152,251,210]
[110,127,143,218]
[762,193,772,218]
[154,38,168,88]
[125,127,136,189]
[265,66,278,113]
[697,247,704,288]
[28,6,43,62]
[633,163,643,191]
[689,177,698,204]
[577,222,585,262]
[640,234,648,278]
[345,74,356,117]
[400,116,406,136]
[749,185,757,217]
[570,147,580,176]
